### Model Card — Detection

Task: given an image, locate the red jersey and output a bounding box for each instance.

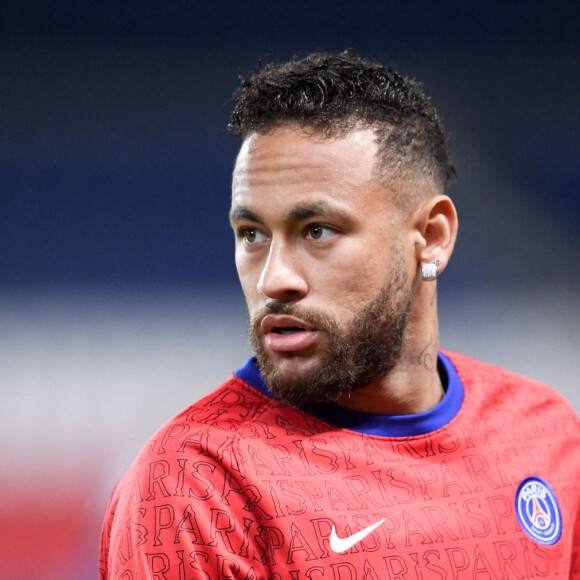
[100,351,580,579]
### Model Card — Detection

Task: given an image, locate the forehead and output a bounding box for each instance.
[232,126,379,194]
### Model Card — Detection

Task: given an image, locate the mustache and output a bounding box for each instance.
[250,301,337,332]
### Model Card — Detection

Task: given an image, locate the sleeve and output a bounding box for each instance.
[99,425,271,580]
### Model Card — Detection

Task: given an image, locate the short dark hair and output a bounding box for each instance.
[229,50,455,204]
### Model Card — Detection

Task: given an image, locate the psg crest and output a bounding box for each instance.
[515,476,562,545]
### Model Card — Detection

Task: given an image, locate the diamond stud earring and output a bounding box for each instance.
[421,258,441,281]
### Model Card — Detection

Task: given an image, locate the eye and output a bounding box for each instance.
[238,227,267,244]
[306,224,335,241]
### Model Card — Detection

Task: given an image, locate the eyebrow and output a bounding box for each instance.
[229,202,350,225]
[287,202,349,222]
[229,207,261,224]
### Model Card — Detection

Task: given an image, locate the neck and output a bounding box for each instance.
[336,285,442,416]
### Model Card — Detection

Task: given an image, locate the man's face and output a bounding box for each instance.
[230,126,417,407]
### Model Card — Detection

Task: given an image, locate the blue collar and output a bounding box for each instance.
[234,352,464,437]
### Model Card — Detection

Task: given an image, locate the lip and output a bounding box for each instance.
[261,314,319,353]
[261,314,315,334]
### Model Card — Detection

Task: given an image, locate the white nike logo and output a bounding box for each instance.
[329,519,386,553]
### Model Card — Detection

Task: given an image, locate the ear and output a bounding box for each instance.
[409,195,458,274]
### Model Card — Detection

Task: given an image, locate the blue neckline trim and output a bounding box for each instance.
[234,352,464,437]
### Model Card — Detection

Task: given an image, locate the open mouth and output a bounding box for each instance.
[261,315,319,353]
[273,326,306,335]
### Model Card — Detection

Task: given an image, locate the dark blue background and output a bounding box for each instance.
[2,1,579,291]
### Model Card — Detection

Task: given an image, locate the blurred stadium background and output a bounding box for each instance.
[1,2,579,578]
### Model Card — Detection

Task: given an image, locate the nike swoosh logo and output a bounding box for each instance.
[329,519,386,553]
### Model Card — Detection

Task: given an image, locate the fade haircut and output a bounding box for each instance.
[228,50,455,208]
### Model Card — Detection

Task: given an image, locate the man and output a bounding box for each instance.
[100,51,580,579]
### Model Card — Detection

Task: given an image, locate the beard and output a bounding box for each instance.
[249,258,414,408]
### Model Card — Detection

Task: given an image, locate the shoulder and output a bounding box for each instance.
[106,375,270,504]
[136,373,272,463]
[100,374,277,576]
[443,349,580,427]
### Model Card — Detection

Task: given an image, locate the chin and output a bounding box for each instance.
[267,349,322,371]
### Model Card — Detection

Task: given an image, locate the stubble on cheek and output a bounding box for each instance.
[247,263,413,408]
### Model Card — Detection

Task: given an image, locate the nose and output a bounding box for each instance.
[257,241,308,301]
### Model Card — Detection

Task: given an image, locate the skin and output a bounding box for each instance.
[230,125,458,415]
